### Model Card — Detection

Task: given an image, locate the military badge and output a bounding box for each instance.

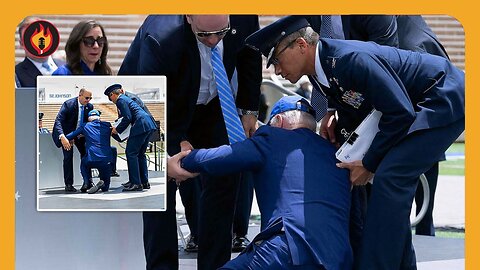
[342,90,364,109]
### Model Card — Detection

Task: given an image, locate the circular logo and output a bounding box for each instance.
[22,20,60,57]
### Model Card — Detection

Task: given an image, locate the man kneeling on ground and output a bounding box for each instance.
[66,109,119,194]
[172,96,353,270]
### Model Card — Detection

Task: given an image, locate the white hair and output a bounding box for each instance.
[88,115,100,122]
[270,110,316,131]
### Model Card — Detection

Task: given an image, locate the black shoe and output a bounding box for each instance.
[87,180,105,194]
[121,181,131,187]
[184,235,198,252]
[122,184,143,192]
[142,182,151,189]
[232,236,250,252]
[80,181,94,193]
[65,185,77,193]
[111,171,120,177]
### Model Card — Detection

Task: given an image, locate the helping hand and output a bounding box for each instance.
[336,160,374,186]
[320,111,337,147]
[241,114,258,138]
[168,150,199,182]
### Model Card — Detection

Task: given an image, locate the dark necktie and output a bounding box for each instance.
[211,47,246,144]
[309,75,328,122]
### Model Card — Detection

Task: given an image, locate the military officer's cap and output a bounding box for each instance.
[104,83,122,96]
[268,95,316,124]
[245,16,310,68]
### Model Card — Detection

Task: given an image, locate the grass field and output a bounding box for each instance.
[439,143,465,176]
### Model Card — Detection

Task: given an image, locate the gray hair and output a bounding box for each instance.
[270,110,317,131]
[88,115,100,122]
[279,26,319,49]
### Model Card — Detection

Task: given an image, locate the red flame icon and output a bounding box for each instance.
[29,24,53,55]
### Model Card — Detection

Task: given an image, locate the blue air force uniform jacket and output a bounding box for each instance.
[182,126,353,270]
[115,94,157,137]
[65,119,112,163]
[315,39,464,172]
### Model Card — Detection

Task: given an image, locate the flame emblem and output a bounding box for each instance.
[29,23,53,55]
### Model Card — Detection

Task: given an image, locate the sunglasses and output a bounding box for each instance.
[194,24,230,38]
[82,36,107,47]
[84,96,92,100]
[270,39,297,66]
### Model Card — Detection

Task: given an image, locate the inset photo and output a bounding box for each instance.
[37,75,166,211]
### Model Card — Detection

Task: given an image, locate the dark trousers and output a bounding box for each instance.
[80,158,111,191]
[233,171,254,237]
[198,173,241,270]
[179,176,201,240]
[110,146,118,173]
[126,130,154,185]
[355,118,464,270]
[188,98,242,270]
[414,162,439,236]
[62,137,86,186]
[143,181,178,270]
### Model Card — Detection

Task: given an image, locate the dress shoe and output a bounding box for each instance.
[111,171,120,177]
[184,235,198,252]
[232,235,250,252]
[123,184,143,192]
[65,185,77,193]
[80,181,94,193]
[142,182,151,189]
[87,180,105,194]
[121,181,131,187]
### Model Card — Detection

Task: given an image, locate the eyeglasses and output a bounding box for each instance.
[270,39,297,66]
[82,36,107,47]
[194,24,230,38]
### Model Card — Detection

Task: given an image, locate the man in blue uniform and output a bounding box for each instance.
[175,96,352,270]
[105,84,157,192]
[245,16,464,269]
[65,109,115,193]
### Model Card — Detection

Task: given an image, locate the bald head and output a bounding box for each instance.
[187,15,230,48]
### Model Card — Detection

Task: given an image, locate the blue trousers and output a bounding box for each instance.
[355,118,464,270]
[126,131,153,185]
[220,233,325,270]
[80,158,111,191]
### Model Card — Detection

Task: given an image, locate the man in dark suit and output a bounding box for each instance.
[105,84,157,192]
[176,96,352,269]
[65,109,115,194]
[119,15,262,270]
[52,88,93,192]
[15,17,64,88]
[245,16,464,270]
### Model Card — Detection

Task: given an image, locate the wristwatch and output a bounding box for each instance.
[238,109,259,117]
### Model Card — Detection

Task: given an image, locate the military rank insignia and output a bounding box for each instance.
[342,90,364,109]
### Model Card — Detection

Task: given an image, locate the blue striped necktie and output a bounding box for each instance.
[211,47,246,144]
[78,105,84,127]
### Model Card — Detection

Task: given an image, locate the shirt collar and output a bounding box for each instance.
[314,42,329,88]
